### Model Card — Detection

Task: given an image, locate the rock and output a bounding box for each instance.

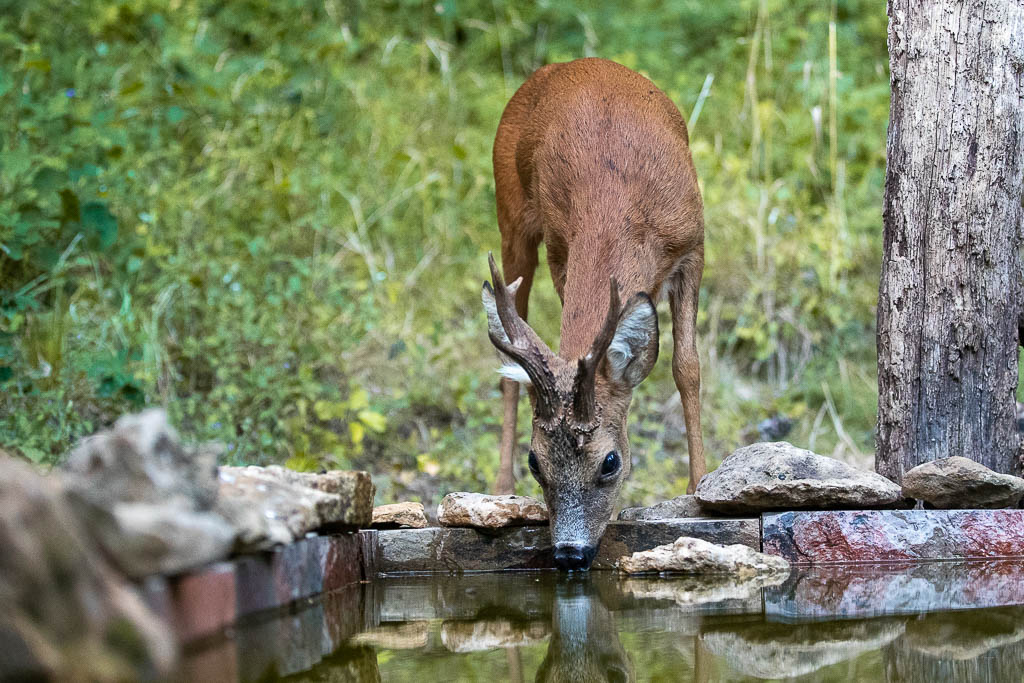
[899,608,1024,660]
[61,409,220,510]
[87,502,236,578]
[441,619,550,652]
[60,409,235,576]
[216,466,374,551]
[352,622,431,650]
[901,456,1024,508]
[886,617,1024,683]
[372,502,428,529]
[0,457,176,681]
[762,509,1024,565]
[701,619,906,679]
[617,536,790,576]
[695,441,907,513]
[618,494,705,521]
[621,573,787,606]
[773,561,1024,620]
[437,492,548,528]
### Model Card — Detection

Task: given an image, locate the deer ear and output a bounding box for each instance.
[606,293,659,387]
[482,280,532,385]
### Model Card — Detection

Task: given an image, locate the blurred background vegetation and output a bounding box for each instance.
[1,0,895,507]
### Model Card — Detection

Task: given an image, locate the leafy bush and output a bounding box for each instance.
[2,0,899,505]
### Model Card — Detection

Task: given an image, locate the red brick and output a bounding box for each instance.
[171,562,236,642]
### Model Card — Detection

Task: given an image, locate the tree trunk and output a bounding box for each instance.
[876,0,1024,482]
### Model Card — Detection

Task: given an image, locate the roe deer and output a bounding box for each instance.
[482,58,705,571]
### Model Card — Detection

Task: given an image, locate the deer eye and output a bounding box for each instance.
[528,450,540,477]
[600,451,621,478]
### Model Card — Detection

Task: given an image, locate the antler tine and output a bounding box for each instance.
[488,253,523,342]
[573,277,622,423]
[486,252,560,418]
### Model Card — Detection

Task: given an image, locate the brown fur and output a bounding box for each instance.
[488,58,706,550]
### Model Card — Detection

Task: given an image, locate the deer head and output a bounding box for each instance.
[482,254,659,571]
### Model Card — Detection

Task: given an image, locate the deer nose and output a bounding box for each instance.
[553,543,597,571]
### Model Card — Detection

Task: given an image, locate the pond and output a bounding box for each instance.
[197,561,1024,682]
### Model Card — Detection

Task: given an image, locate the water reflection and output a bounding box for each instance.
[535,579,633,683]
[183,562,1024,681]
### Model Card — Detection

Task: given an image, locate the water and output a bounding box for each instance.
[199,562,1024,681]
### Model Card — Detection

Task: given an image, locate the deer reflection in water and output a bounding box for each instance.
[534,579,633,683]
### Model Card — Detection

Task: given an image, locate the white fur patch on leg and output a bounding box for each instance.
[496,364,532,385]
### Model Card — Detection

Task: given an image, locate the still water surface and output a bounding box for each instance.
[227,562,1024,681]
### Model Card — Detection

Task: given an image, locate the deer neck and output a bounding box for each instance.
[557,234,625,361]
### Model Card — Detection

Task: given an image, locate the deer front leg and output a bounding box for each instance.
[668,254,706,494]
[495,378,520,495]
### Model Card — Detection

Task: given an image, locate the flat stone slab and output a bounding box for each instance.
[376,519,758,573]
[765,561,1024,620]
[437,492,547,528]
[618,494,706,521]
[762,509,1024,564]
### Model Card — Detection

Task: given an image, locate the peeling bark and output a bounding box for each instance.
[876,0,1024,481]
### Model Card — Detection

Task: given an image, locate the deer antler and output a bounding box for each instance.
[485,253,560,418]
[572,277,621,424]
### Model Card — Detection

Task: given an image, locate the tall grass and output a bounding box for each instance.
[1,0,891,506]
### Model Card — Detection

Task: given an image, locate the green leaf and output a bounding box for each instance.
[348,421,365,445]
[357,409,387,433]
[19,446,48,463]
[81,201,117,248]
[347,387,369,411]
[32,167,65,192]
[284,454,320,472]
[313,399,344,421]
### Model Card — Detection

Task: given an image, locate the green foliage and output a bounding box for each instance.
[0,0,889,505]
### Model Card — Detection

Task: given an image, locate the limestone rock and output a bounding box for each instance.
[441,619,550,652]
[621,573,787,606]
[216,466,374,550]
[701,619,906,679]
[60,410,235,576]
[0,457,176,681]
[695,441,906,513]
[352,623,430,650]
[61,409,219,510]
[617,536,790,576]
[618,494,705,521]
[437,492,548,528]
[87,503,236,578]
[901,456,1024,509]
[372,502,428,529]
